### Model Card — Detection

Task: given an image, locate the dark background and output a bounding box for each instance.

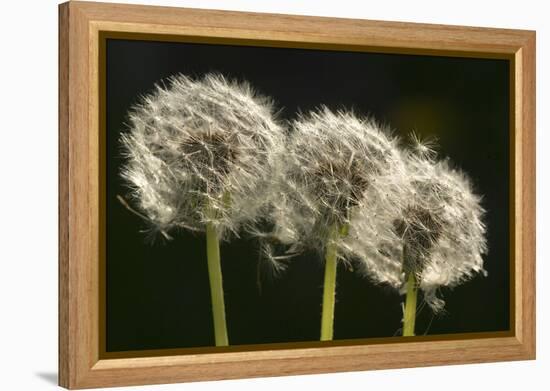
[106,38,510,352]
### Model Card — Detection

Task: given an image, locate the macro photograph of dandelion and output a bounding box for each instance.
[104,37,510,353]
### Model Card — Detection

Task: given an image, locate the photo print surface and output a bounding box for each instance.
[105,37,510,353]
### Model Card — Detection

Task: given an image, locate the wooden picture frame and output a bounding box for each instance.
[59,1,536,389]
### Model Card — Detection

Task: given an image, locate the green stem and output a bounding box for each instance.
[205,214,229,346]
[321,224,339,341]
[403,272,418,337]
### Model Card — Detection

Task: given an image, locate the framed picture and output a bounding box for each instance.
[58,1,536,389]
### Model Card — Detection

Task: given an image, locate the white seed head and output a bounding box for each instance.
[268,107,408,259]
[348,139,488,311]
[120,73,285,239]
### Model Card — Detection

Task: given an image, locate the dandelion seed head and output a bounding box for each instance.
[270,107,408,256]
[120,73,285,239]
[349,141,488,311]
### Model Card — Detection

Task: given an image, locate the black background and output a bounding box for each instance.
[106,39,510,352]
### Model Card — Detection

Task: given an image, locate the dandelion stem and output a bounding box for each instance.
[205,208,229,346]
[321,224,339,341]
[403,272,418,337]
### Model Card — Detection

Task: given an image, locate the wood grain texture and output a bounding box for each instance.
[58,3,70,387]
[519,34,536,356]
[58,1,536,389]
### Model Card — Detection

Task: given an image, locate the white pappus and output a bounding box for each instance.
[347,137,488,311]
[119,73,285,240]
[266,106,409,265]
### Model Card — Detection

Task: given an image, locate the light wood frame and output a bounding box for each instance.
[59,1,536,389]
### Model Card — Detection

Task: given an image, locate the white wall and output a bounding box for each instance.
[0,0,546,389]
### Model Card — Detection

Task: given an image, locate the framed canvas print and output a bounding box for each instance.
[58,1,536,389]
